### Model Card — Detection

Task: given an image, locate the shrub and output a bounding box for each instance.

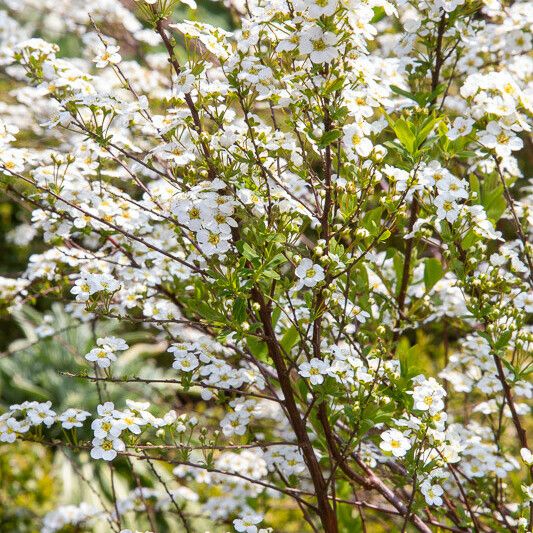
[0,0,531,531]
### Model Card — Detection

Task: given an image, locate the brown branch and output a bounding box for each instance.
[317,407,433,533]
[393,194,419,343]
[250,287,338,533]
[493,158,533,286]
[155,19,217,181]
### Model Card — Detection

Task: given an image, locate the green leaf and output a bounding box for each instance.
[390,118,416,154]
[364,206,384,236]
[416,115,442,148]
[495,331,512,351]
[456,150,478,159]
[398,342,422,378]
[196,302,223,322]
[378,229,391,242]
[397,337,411,377]
[261,269,280,280]
[280,326,300,354]
[246,336,268,361]
[424,258,443,291]
[501,358,517,379]
[482,185,507,222]
[371,6,386,23]
[318,129,342,148]
[323,76,345,96]
[469,173,480,195]
[392,251,404,290]
[265,253,286,269]
[232,298,247,323]
[390,85,420,104]
[426,83,446,105]
[241,242,259,260]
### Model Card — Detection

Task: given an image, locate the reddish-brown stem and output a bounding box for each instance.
[251,287,338,533]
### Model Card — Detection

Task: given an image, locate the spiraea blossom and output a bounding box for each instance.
[0,0,531,531]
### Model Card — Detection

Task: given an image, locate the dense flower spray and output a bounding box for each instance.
[0,0,531,531]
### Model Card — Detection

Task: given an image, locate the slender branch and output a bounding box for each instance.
[155,18,217,181]
[251,287,338,533]
[493,158,533,286]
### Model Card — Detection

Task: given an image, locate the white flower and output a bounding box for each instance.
[173,352,199,372]
[327,359,354,385]
[295,258,325,288]
[58,408,91,429]
[71,273,120,302]
[196,228,231,256]
[115,411,146,435]
[421,482,444,506]
[27,401,56,427]
[0,417,27,443]
[97,402,116,418]
[233,513,263,533]
[403,18,421,33]
[437,175,468,200]
[343,123,373,158]
[91,417,122,439]
[0,149,25,174]
[379,429,411,458]
[126,399,151,414]
[0,120,18,146]
[447,117,474,140]
[93,273,120,293]
[295,0,338,18]
[434,194,461,223]
[85,346,116,368]
[299,26,338,64]
[90,437,125,461]
[93,45,121,68]
[412,380,446,415]
[347,303,370,323]
[97,336,129,351]
[221,412,249,436]
[71,278,93,302]
[520,448,533,466]
[514,291,533,313]
[298,358,330,385]
[478,121,523,158]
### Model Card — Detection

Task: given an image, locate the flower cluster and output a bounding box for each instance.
[85,336,129,369]
[0,0,531,531]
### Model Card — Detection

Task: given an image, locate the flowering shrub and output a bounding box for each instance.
[0,0,531,531]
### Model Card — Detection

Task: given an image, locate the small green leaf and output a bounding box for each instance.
[424,258,443,291]
[378,229,391,241]
[232,298,247,323]
[241,242,259,260]
[280,326,300,354]
[265,253,286,269]
[469,173,480,195]
[416,115,442,148]
[246,336,268,361]
[318,129,342,148]
[371,6,386,23]
[390,85,419,104]
[426,83,446,105]
[323,76,345,95]
[495,331,512,351]
[390,118,416,154]
[482,185,507,222]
